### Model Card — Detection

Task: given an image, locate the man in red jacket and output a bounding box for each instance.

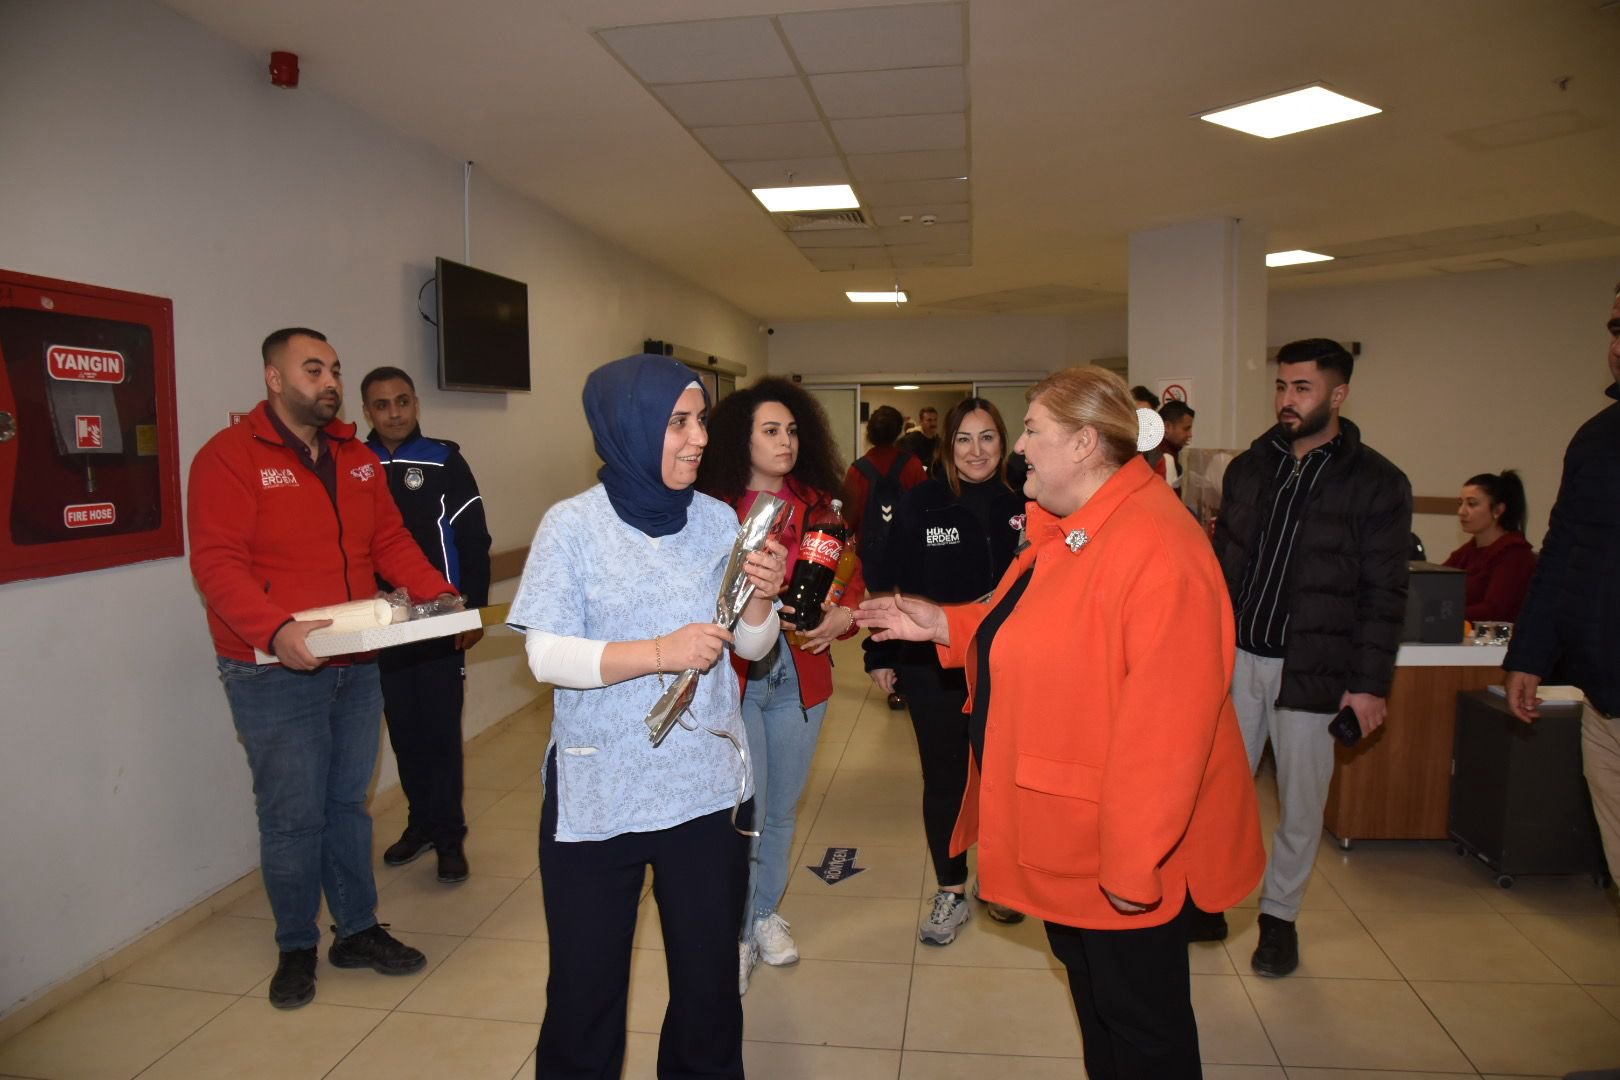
[188,328,458,1010]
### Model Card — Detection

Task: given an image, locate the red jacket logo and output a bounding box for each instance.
[63,502,117,528]
[260,467,298,489]
[349,463,375,482]
[797,531,844,570]
[47,346,126,384]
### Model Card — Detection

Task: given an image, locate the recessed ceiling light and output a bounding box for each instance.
[1200,85,1381,139]
[893,384,920,390]
[752,184,859,213]
[1266,249,1335,267]
[846,290,908,303]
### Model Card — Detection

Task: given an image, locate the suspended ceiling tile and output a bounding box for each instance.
[804,249,894,270]
[597,18,794,85]
[694,121,835,161]
[724,156,848,188]
[848,148,969,183]
[789,229,886,249]
[652,77,819,128]
[866,203,971,227]
[892,252,973,269]
[882,239,970,258]
[878,221,971,247]
[810,67,967,119]
[857,178,970,206]
[830,113,966,155]
[778,3,965,75]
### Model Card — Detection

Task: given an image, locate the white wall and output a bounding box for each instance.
[0,0,762,1016]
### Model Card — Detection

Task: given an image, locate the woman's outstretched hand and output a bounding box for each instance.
[856,592,949,647]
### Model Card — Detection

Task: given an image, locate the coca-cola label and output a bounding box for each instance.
[797,530,843,571]
[47,345,126,384]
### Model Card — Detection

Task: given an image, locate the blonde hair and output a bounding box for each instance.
[1026,365,1139,466]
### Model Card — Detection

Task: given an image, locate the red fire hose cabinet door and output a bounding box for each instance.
[0,269,182,585]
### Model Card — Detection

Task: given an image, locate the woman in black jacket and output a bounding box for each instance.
[864,397,1027,945]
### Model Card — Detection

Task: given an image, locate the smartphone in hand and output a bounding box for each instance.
[1328,705,1363,747]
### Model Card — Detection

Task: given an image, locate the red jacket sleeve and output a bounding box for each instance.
[187,438,291,652]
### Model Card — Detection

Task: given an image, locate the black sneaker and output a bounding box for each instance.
[1251,913,1299,977]
[436,841,470,884]
[268,947,317,1009]
[382,828,433,867]
[328,924,427,975]
[1184,905,1229,943]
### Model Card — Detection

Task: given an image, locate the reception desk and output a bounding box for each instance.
[1322,644,1505,846]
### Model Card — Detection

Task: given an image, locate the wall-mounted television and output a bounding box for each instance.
[435,257,530,392]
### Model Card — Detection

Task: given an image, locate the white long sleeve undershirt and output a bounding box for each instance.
[524,607,779,689]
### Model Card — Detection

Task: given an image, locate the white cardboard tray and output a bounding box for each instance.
[254,609,482,665]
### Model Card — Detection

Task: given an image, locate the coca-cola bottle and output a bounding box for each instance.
[782,498,848,632]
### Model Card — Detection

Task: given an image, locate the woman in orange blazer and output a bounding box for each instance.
[860,366,1263,1079]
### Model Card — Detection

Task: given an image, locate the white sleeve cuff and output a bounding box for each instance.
[525,629,607,689]
[732,609,780,662]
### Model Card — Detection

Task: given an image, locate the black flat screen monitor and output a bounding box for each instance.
[435,257,530,392]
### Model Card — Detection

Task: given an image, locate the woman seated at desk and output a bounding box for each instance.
[1443,469,1536,622]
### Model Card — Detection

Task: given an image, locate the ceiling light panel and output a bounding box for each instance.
[597,18,793,84]
[832,114,967,155]
[1200,85,1381,139]
[809,67,967,119]
[1266,249,1334,267]
[652,78,818,128]
[779,4,964,74]
[847,290,909,303]
[752,184,859,212]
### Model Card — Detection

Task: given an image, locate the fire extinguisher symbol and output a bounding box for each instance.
[75,415,103,450]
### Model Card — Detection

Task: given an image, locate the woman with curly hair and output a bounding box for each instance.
[696,376,864,994]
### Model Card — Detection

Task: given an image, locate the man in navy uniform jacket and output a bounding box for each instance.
[362,366,492,884]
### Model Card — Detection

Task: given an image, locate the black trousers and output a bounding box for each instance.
[536,752,750,1080]
[899,661,970,888]
[1045,918,1202,1080]
[378,641,467,846]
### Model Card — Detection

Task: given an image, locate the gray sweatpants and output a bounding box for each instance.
[1232,650,1337,922]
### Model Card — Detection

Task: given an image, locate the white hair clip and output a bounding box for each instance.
[1136,407,1164,452]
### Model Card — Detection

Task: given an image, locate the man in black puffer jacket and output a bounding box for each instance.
[1205,338,1411,978]
[1505,282,1620,885]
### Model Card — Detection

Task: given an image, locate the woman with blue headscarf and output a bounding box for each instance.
[508,354,785,1078]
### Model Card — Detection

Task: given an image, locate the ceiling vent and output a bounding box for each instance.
[771,208,871,232]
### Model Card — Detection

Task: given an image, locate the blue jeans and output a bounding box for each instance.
[217,657,383,951]
[740,639,827,927]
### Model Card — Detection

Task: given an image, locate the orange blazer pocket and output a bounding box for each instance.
[1012,754,1103,878]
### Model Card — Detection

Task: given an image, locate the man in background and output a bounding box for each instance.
[1156,400,1196,492]
[1208,338,1411,977]
[362,366,492,885]
[899,405,941,468]
[1504,282,1620,886]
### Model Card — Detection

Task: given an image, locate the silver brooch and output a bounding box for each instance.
[1065,528,1089,552]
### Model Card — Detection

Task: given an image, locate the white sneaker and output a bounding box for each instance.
[738,938,757,995]
[752,913,799,966]
[919,890,971,945]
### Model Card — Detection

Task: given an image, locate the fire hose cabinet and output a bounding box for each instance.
[0,269,182,585]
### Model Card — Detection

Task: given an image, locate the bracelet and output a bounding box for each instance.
[653,636,665,690]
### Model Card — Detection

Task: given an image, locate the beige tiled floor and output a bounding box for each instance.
[4,644,1619,1078]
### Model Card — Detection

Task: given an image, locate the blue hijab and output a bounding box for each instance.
[583,354,709,538]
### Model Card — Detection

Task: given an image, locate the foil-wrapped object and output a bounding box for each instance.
[644,492,790,747]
